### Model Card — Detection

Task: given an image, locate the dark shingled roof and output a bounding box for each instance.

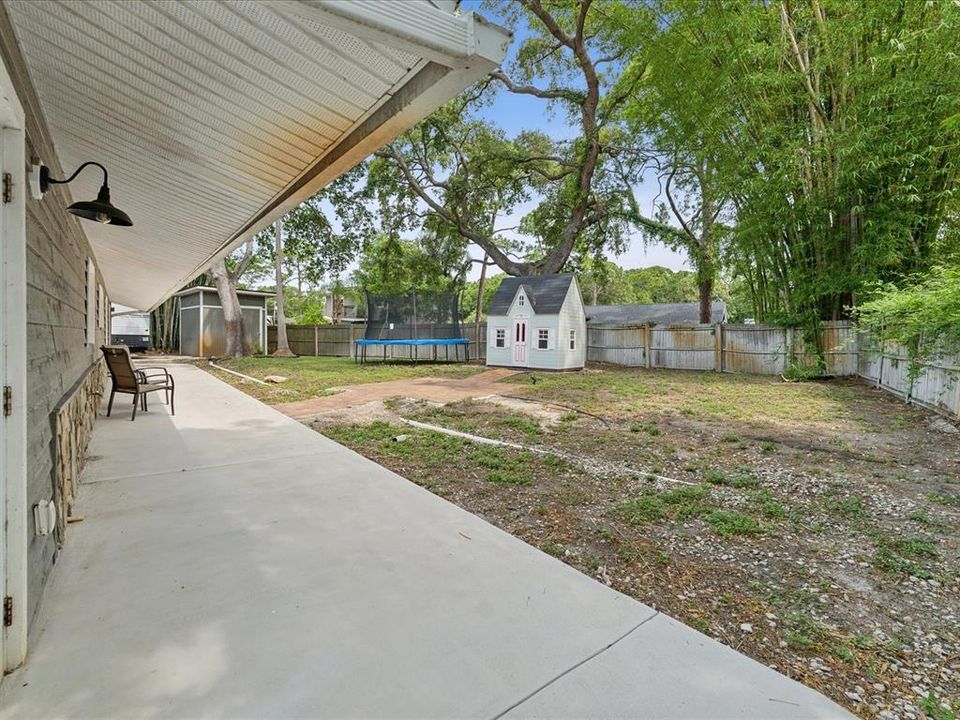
[585,301,728,325]
[488,273,575,316]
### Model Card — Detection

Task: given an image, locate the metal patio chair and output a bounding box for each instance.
[100,345,175,421]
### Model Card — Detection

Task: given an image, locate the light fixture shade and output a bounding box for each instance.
[67,185,133,226]
[38,163,133,227]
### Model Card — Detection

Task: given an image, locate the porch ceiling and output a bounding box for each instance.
[3,0,509,309]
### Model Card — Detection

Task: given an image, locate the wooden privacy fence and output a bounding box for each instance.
[858,341,960,419]
[586,321,859,376]
[268,323,489,361]
[266,320,957,419]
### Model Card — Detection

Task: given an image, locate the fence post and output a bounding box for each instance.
[645,324,652,369]
[714,323,722,372]
[314,325,319,356]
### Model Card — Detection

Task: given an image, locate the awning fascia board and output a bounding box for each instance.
[273,1,510,69]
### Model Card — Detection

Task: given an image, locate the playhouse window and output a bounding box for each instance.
[495,329,505,348]
[538,328,549,350]
[569,329,576,350]
[518,294,525,307]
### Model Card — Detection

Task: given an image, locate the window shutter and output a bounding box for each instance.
[547,327,555,350]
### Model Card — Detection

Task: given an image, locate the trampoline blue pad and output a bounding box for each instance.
[355,338,469,346]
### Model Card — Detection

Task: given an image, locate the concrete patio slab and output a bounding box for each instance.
[0,365,850,719]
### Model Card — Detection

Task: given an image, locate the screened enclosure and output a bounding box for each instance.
[357,290,469,364]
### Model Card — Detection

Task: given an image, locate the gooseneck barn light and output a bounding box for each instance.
[39,161,133,226]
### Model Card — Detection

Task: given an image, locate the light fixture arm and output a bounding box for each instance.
[39,161,109,194]
[35,160,133,226]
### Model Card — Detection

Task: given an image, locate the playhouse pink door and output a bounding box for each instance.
[513,320,527,365]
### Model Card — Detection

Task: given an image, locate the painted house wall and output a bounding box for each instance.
[1,15,110,630]
[22,125,108,630]
[486,282,585,370]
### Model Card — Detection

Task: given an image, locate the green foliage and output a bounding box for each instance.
[782,363,823,382]
[461,273,505,320]
[634,0,960,324]
[705,510,762,537]
[854,265,960,370]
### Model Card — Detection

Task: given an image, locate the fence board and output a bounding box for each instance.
[651,325,716,370]
[587,325,647,366]
[268,323,486,361]
[859,339,960,419]
[260,319,956,420]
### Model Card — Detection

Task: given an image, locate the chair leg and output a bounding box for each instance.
[170,384,175,416]
[131,392,139,421]
[142,393,148,411]
[107,388,115,416]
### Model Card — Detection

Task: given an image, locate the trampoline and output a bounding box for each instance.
[355,290,471,365]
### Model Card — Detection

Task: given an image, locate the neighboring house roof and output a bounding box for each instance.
[488,274,576,316]
[585,301,728,325]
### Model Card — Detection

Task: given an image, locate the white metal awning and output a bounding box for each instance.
[3,0,510,309]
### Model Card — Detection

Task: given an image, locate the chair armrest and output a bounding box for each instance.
[137,366,172,382]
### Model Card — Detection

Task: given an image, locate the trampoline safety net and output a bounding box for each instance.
[364,291,464,341]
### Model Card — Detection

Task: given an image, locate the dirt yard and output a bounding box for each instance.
[306,367,959,720]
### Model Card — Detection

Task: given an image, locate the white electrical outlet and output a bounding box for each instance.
[33,500,57,536]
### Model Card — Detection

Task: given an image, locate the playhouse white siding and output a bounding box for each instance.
[555,278,587,369]
[486,277,585,371]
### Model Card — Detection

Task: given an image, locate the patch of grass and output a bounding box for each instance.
[919,692,957,720]
[783,363,823,382]
[704,468,760,489]
[539,540,565,557]
[917,690,957,720]
[928,491,960,507]
[759,440,776,454]
[786,610,827,649]
[618,495,666,525]
[500,415,543,438]
[832,645,855,663]
[872,534,938,579]
[706,510,763,537]
[751,489,789,519]
[824,494,867,520]
[543,453,571,470]
[559,412,579,422]
[211,355,482,403]
[659,484,714,520]
[720,433,740,443]
[908,508,946,529]
[471,445,512,469]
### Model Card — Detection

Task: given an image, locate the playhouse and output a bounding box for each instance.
[486,273,586,370]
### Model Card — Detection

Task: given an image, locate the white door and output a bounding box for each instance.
[0,126,6,667]
[513,319,527,366]
[0,118,28,671]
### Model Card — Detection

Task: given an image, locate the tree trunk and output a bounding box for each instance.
[698,184,717,324]
[273,219,295,357]
[209,259,249,357]
[474,254,488,353]
[698,278,713,324]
